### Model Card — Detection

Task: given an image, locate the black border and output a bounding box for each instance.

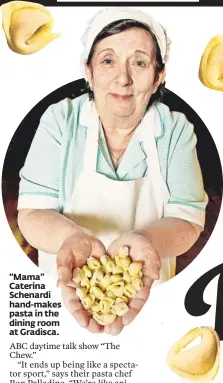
[1,0,223,6]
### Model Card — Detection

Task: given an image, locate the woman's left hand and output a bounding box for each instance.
[104,231,161,335]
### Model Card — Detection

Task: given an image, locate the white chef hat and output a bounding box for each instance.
[80,7,171,78]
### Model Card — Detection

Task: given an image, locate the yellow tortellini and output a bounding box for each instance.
[1,1,60,54]
[199,35,223,92]
[72,246,144,325]
[167,327,220,381]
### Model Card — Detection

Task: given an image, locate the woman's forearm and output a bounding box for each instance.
[17,209,85,254]
[18,210,202,258]
[136,217,202,259]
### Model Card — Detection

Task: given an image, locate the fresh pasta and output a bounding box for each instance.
[72,246,144,325]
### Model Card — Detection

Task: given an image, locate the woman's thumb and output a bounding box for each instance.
[56,248,74,287]
[91,237,106,258]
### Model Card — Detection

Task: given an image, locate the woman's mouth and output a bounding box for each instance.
[110,93,132,101]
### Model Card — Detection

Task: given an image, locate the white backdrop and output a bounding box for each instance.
[0,6,223,383]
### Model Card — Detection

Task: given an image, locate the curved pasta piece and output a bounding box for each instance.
[167,327,220,381]
[199,35,223,91]
[1,1,60,54]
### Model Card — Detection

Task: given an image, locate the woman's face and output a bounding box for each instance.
[85,28,164,120]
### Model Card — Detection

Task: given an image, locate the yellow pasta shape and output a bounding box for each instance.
[107,281,124,297]
[112,265,124,274]
[129,261,142,276]
[123,270,132,283]
[91,302,101,313]
[119,256,131,269]
[124,284,136,298]
[90,286,105,300]
[100,274,112,289]
[93,312,117,325]
[113,302,129,316]
[100,255,109,265]
[82,265,92,278]
[117,245,129,258]
[114,254,121,266]
[91,270,104,285]
[132,276,143,291]
[72,267,84,283]
[87,257,101,271]
[100,297,115,314]
[81,295,95,310]
[106,290,116,299]
[105,259,116,272]
[76,287,88,299]
[199,35,223,92]
[1,1,60,54]
[115,296,129,304]
[167,327,220,381]
[80,277,90,289]
[102,313,117,325]
[111,274,123,283]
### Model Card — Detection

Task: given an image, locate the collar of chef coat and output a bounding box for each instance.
[79,97,164,180]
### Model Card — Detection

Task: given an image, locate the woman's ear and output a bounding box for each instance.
[84,60,93,89]
[160,67,166,84]
[152,67,166,94]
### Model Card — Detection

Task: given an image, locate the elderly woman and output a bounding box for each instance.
[17,8,207,335]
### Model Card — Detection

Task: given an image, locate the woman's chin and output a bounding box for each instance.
[109,109,134,118]
[107,104,135,118]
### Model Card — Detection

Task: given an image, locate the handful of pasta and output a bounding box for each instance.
[72,246,143,326]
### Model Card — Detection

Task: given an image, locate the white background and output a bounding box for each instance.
[0,5,223,383]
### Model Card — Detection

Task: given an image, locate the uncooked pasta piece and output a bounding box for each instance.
[1,1,60,54]
[112,302,129,316]
[199,35,223,91]
[167,326,220,381]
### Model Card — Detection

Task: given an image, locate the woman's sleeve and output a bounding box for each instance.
[164,112,208,228]
[17,100,67,212]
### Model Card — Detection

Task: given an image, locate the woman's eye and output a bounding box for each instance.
[102,58,113,65]
[134,60,146,67]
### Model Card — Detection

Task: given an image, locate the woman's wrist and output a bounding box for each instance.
[54,219,95,252]
[133,218,202,259]
[132,229,154,244]
[18,208,94,254]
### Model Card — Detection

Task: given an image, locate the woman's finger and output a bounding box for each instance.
[87,318,104,333]
[121,286,150,326]
[104,316,124,336]
[91,237,107,258]
[61,286,90,328]
[62,287,103,333]
[142,275,154,288]
[133,245,160,280]
[57,248,74,287]
[143,256,160,280]
[107,238,123,258]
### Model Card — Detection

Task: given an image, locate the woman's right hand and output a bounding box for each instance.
[56,230,106,333]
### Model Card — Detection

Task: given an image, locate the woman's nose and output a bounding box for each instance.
[116,64,132,86]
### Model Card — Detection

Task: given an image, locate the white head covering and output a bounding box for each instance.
[81,7,171,78]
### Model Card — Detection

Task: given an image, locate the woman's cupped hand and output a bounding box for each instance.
[56,230,106,333]
[56,230,160,335]
[104,231,160,335]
